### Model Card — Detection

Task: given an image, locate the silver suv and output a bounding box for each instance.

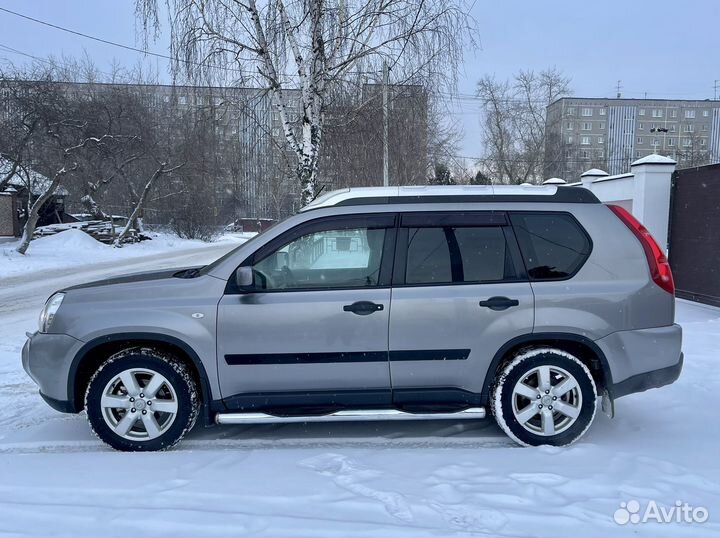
[22,185,683,451]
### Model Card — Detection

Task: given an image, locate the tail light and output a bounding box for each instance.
[607,205,675,295]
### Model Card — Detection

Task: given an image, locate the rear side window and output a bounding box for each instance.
[405,226,515,285]
[510,213,591,280]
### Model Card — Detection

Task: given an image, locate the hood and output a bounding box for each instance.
[62,266,203,292]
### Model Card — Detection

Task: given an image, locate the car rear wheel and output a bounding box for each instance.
[491,348,597,447]
[85,348,199,451]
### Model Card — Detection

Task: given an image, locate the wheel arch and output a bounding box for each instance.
[481,332,614,404]
[69,332,220,425]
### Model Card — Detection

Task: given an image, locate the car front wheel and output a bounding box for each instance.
[85,347,199,451]
[491,348,597,447]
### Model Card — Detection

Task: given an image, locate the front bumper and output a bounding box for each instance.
[22,331,85,413]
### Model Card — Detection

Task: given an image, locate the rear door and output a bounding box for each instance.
[388,211,534,408]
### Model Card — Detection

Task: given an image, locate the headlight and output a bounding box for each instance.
[39,293,65,333]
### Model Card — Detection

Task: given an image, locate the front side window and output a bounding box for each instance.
[250,225,387,290]
[405,226,513,285]
[510,213,591,280]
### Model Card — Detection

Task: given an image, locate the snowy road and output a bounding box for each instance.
[1,241,719,537]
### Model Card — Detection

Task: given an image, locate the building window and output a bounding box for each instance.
[702,124,708,131]
[652,109,663,118]
[639,122,644,130]
[567,122,574,130]
[671,109,678,118]
[684,124,695,133]
[685,110,696,118]
[637,137,644,144]
[582,107,593,117]
[582,122,592,130]
[567,107,576,116]
[670,125,676,132]
[683,138,692,147]
[567,135,574,144]
[653,138,659,146]
[639,108,646,116]
[701,139,707,146]
[703,110,709,117]
[581,149,590,158]
[599,108,606,116]
[178,95,187,105]
[598,136,604,144]
[668,138,674,146]
[581,136,590,145]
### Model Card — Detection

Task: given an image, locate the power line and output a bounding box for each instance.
[0,6,184,64]
[0,5,383,81]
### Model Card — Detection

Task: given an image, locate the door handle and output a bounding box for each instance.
[479,296,519,311]
[343,301,384,315]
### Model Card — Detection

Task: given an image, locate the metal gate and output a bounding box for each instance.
[668,164,720,307]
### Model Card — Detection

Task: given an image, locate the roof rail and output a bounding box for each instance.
[301,185,598,211]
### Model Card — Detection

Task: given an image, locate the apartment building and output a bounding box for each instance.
[545,97,720,178]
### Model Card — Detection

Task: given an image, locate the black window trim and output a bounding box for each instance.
[392,211,527,288]
[225,213,399,295]
[508,210,593,283]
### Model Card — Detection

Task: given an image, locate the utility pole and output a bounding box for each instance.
[382,61,389,187]
[616,80,622,99]
[714,80,719,100]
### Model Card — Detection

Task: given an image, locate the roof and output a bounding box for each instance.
[301,185,598,211]
[580,168,609,177]
[0,158,69,196]
[631,154,677,166]
[548,96,717,107]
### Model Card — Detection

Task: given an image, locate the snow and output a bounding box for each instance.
[0,239,719,537]
[0,229,255,280]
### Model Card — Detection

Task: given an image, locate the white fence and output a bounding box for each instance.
[551,154,676,251]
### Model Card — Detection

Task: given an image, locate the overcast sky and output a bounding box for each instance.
[1,0,718,162]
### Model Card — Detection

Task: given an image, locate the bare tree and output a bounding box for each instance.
[115,161,184,245]
[137,0,475,205]
[476,68,572,184]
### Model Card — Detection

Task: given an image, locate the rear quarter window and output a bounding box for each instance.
[510,212,591,280]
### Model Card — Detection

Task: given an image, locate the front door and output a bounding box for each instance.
[388,211,534,409]
[217,214,397,412]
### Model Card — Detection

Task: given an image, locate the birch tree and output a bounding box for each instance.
[137,0,475,205]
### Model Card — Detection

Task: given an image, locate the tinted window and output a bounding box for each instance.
[405,226,512,285]
[252,227,386,290]
[510,213,591,280]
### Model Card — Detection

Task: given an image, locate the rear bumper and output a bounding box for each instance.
[612,352,683,399]
[594,323,683,399]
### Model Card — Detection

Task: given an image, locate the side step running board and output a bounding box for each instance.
[216,407,486,425]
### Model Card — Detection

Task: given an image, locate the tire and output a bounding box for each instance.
[85,347,199,451]
[491,347,597,447]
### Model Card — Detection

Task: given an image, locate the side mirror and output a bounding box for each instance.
[235,266,254,289]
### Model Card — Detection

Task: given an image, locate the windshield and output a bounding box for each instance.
[198,227,273,276]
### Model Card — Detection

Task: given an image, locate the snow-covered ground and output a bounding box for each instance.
[0,228,253,280]
[0,236,718,537]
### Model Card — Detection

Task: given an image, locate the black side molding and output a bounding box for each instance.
[225,349,471,365]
